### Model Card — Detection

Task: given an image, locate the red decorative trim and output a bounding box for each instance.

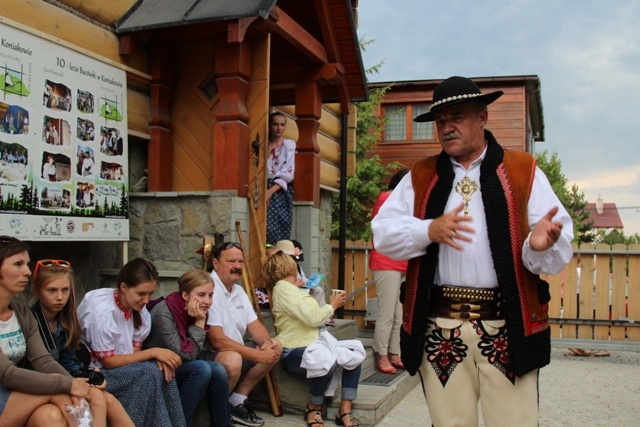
[113,290,132,321]
[92,349,115,359]
[132,340,143,348]
[404,172,439,335]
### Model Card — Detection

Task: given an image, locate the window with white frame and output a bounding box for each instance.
[383,103,434,142]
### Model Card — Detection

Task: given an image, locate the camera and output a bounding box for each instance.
[71,367,105,386]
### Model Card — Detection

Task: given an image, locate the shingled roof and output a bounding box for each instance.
[116,0,277,32]
[582,202,624,229]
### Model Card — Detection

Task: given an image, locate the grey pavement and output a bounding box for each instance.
[254,348,640,426]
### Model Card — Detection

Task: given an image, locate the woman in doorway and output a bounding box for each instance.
[0,236,102,426]
[77,257,187,427]
[266,111,296,245]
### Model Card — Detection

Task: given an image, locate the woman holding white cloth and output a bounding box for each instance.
[264,252,361,427]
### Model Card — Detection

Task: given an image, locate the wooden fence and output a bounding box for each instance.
[330,240,640,344]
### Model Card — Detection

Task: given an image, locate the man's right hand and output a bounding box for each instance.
[255,346,280,364]
[428,203,474,250]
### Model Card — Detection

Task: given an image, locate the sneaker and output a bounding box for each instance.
[230,401,264,427]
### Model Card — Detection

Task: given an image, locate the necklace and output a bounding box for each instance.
[455,176,478,215]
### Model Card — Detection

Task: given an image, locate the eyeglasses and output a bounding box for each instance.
[33,259,72,281]
[213,242,243,258]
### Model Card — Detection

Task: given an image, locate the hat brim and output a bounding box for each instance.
[413,90,504,123]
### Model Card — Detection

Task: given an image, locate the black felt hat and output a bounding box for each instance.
[414,76,503,123]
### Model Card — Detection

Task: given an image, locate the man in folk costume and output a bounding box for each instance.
[372,76,573,426]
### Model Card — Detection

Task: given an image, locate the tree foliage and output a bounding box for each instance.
[535,150,592,243]
[331,39,400,241]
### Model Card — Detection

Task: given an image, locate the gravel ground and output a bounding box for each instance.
[255,348,640,426]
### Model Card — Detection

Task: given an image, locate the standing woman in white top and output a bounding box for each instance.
[266,112,296,245]
[77,257,187,427]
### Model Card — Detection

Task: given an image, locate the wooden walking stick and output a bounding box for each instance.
[236,221,283,417]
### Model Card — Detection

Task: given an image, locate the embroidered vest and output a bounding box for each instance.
[400,130,551,377]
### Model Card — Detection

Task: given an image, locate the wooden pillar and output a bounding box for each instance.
[211,34,251,196]
[147,42,174,191]
[294,81,322,207]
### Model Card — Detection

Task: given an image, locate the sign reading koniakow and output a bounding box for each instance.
[0,22,128,241]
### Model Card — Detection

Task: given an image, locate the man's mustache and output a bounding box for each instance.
[444,132,458,141]
[231,268,243,275]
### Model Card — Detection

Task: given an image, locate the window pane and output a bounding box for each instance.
[384,105,406,141]
[412,104,434,140]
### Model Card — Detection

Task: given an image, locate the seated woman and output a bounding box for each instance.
[0,236,100,427]
[30,258,133,426]
[77,257,186,427]
[144,269,233,427]
[264,252,361,427]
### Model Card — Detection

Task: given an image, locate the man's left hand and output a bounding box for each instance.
[529,206,563,251]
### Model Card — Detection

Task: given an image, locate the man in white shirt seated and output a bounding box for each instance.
[203,242,282,427]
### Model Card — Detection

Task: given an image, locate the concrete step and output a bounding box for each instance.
[249,320,419,426]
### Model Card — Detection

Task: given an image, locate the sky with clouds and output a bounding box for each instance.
[356,0,640,236]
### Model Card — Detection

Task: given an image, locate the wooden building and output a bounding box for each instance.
[369,75,544,169]
[2,0,367,290]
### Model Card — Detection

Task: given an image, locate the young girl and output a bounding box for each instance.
[264,252,361,427]
[0,236,99,426]
[144,269,232,427]
[77,257,187,427]
[31,258,134,426]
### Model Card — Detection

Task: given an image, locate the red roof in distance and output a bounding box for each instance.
[582,202,624,229]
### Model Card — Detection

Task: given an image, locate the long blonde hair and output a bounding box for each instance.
[32,266,81,349]
[262,251,297,290]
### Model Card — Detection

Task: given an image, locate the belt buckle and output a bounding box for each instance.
[450,311,480,320]
[450,303,481,312]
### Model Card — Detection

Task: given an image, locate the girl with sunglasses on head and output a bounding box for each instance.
[31,258,134,426]
[144,269,233,427]
[77,257,187,427]
[0,236,100,426]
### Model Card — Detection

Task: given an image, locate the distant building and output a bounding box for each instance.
[582,197,624,234]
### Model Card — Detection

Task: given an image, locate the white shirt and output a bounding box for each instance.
[0,313,26,364]
[371,147,573,288]
[207,271,258,344]
[78,288,151,369]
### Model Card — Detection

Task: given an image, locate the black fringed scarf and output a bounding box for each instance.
[400,129,551,377]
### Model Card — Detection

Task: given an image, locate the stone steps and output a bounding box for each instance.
[250,318,420,426]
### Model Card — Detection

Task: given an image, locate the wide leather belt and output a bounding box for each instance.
[429,285,504,320]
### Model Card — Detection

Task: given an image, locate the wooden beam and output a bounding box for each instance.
[270,6,328,64]
[55,0,136,27]
[314,0,341,63]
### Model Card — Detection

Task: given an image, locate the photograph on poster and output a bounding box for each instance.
[75,181,95,209]
[76,145,95,177]
[1,66,30,97]
[77,89,95,114]
[0,140,28,182]
[100,161,124,181]
[99,96,123,122]
[43,79,72,112]
[41,151,71,182]
[38,186,71,210]
[42,116,71,146]
[0,103,29,136]
[77,118,95,142]
[99,125,123,156]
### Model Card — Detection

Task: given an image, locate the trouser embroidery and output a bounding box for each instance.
[424,319,468,387]
[473,320,516,385]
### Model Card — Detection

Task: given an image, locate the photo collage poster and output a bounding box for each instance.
[0,22,129,240]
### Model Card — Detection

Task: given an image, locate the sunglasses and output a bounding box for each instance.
[33,259,72,281]
[213,242,243,258]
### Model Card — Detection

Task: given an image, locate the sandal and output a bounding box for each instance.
[305,404,324,427]
[377,361,397,374]
[335,411,359,427]
[390,359,405,370]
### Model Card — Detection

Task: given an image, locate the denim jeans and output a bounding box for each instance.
[175,360,232,427]
[282,347,361,406]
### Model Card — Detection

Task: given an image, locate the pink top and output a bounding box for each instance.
[369,191,408,272]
